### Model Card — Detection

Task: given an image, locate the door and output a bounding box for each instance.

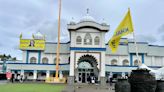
[82,73,86,83]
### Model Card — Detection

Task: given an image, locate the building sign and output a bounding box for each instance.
[20,39,45,50]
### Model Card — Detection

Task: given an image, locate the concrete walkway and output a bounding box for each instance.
[62,83,115,92]
[0,80,8,85]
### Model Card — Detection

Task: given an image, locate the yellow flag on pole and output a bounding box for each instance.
[109,9,134,53]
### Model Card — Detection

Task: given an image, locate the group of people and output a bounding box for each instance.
[9,74,26,83]
[87,76,96,84]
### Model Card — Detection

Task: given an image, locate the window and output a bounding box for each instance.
[76,36,82,44]
[78,61,92,69]
[54,58,60,64]
[29,72,33,76]
[41,72,46,76]
[134,60,139,66]
[122,59,129,66]
[42,57,48,64]
[94,36,100,45]
[30,57,37,63]
[84,33,92,45]
[68,57,70,64]
[111,59,117,65]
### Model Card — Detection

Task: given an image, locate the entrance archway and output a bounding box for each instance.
[76,55,99,83]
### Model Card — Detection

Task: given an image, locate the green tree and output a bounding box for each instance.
[13,57,17,61]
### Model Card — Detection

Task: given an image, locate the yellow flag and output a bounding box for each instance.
[109,9,134,53]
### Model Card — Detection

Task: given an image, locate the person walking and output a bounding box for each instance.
[109,76,113,86]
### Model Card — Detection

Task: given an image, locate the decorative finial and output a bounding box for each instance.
[86,8,89,15]
[37,29,41,33]
[19,32,22,39]
[70,17,76,25]
[101,18,107,25]
[32,34,35,39]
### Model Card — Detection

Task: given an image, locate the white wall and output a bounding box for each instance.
[41,53,54,64]
[28,52,38,63]
[69,51,75,76]
[71,28,106,48]
[132,55,142,65]
[70,31,76,47]
[105,55,119,65]
[118,55,130,66]
[7,64,69,71]
[144,56,152,66]
[59,54,70,64]
[22,51,26,63]
[41,53,69,64]
[105,55,129,66]
[154,56,162,66]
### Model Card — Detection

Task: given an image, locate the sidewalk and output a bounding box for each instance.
[0,80,8,85]
[62,83,115,92]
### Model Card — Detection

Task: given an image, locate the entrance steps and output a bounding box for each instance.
[62,83,115,92]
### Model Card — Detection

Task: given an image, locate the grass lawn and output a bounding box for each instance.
[0,83,65,92]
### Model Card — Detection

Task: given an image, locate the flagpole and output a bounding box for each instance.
[128,8,141,66]
[55,0,61,79]
[132,31,141,66]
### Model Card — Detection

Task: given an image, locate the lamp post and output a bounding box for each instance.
[2,58,7,74]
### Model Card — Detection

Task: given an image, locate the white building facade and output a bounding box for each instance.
[6,15,164,84]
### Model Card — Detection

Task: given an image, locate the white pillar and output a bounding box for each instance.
[100,52,105,77]
[59,71,63,79]
[46,71,50,78]
[33,70,37,80]
[162,57,164,67]
[20,70,24,76]
[152,56,155,66]
[118,56,122,65]
[101,33,105,48]
[69,51,75,76]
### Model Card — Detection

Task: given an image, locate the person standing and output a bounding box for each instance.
[91,76,95,84]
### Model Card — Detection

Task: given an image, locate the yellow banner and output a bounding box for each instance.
[109,9,134,53]
[109,37,121,53]
[20,39,45,50]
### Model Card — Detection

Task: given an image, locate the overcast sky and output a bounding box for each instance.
[0,0,164,60]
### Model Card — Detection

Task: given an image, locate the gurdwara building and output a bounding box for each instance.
[6,14,164,84]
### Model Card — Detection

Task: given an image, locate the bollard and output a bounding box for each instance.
[115,79,131,92]
[129,69,157,92]
[156,80,164,92]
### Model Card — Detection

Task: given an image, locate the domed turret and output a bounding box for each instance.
[79,8,96,22]
[80,15,96,22]
[33,31,44,39]
[101,19,108,26]
[70,17,76,25]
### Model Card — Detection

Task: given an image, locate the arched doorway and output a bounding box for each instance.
[76,55,98,83]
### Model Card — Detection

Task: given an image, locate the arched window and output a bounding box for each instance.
[54,58,60,64]
[42,57,48,64]
[122,59,129,66]
[76,36,82,44]
[111,59,117,65]
[84,33,92,45]
[94,36,100,45]
[134,60,139,66]
[30,57,37,63]
[78,62,92,69]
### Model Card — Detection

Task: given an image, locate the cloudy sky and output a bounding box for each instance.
[0,0,164,60]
